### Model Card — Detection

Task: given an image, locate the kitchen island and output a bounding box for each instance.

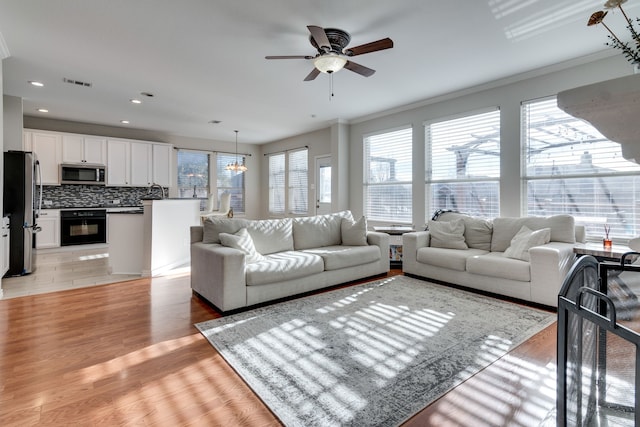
[108,208,144,274]
[108,199,201,276]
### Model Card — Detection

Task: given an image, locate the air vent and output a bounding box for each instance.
[63,77,92,88]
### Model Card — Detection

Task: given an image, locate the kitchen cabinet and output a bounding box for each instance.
[152,143,172,187]
[130,141,152,186]
[109,140,171,187]
[62,134,106,164]
[30,131,62,185]
[36,210,60,249]
[106,139,131,186]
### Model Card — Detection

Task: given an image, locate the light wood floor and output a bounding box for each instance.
[0,250,558,426]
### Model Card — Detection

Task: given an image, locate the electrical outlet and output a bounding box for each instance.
[112,199,120,205]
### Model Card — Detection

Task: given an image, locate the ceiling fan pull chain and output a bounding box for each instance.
[330,72,335,100]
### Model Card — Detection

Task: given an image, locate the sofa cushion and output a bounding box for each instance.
[341,216,368,246]
[219,228,266,264]
[503,226,551,261]
[467,252,531,282]
[491,215,575,252]
[417,247,488,271]
[435,212,493,251]
[245,251,324,286]
[246,218,293,255]
[202,217,250,244]
[428,219,468,250]
[293,210,354,250]
[303,245,380,271]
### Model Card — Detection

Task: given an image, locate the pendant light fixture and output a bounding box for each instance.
[225,130,247,172]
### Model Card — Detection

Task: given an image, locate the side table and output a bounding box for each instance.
[573,242,636,263]
[373,225,416,268]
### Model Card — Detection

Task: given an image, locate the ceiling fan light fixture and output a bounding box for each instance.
[314,53,347,73]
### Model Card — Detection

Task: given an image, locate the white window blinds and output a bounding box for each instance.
[364,127,412,223]
[426,109,500,219]
[522,97,640,240]
[288,149,308,215]
[269,153,285,215]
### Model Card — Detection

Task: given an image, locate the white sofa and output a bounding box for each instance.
[403,212,585,307]
[190,210,389,312]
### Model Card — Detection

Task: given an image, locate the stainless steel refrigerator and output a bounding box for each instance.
[3,151,42,276]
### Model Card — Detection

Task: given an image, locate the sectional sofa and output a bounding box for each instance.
[190,210,389,312]
[403,212,585,307]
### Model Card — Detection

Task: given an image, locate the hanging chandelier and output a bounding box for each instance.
[225,130,247,172]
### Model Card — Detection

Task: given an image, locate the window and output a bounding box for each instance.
[425,109,500,219]
[364,127,412,223]
[269,149,309,216]
[269,153,286,215]
[177,150,209,198]
[523,97,640,240]
[288,149,308,215]
[177,150,245,214]
[216,153,245,214]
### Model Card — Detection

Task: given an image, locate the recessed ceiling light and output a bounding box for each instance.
[29,81,44,87]
[37,108,49,113]
[120,120,130,124]
[130,99,142,104]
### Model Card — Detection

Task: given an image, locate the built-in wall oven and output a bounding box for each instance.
[60,209,107,246]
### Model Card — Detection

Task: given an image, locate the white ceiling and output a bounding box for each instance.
[1,0,637,144]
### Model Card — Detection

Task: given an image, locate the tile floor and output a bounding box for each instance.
[1,244,142,299]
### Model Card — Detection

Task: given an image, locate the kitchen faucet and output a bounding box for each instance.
[148,183,166,199]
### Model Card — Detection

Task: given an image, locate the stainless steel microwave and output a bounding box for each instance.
[60,163,106,185]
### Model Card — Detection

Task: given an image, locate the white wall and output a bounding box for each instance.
[3,95,22,150]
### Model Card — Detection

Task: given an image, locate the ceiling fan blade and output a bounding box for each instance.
[265,55,313,60]
[307,25,331,51]
[344,61,376,77]
[303,68,321,81]
[346,38,393,56]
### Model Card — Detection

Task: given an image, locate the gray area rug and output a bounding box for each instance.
[196,275,555,427]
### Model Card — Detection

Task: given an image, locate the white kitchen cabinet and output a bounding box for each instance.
[30,131,62,185]
[36,210,60,249]
[130,142,152,186]
[62,134,106,164]
[152,143,172,187]
[106,139,131,186]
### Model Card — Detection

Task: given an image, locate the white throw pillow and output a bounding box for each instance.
[341,216,368,246]
[503,226,551,261]
[219,228,266,264]
[428,219,468,249]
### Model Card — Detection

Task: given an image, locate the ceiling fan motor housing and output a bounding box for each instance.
[310,28,351,54]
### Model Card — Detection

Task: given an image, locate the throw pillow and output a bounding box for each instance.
[435,211,493,251]
[503,226,551,261]
[219,228,266,264]
[341,216,368,246]
[428,219,468,249]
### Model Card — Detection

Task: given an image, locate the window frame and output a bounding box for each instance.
[363,125,413,224]
[424,108,501,220]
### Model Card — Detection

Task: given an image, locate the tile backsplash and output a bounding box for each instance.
[39,185,164,208]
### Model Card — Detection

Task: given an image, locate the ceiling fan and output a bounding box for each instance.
[266,25,393,81]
